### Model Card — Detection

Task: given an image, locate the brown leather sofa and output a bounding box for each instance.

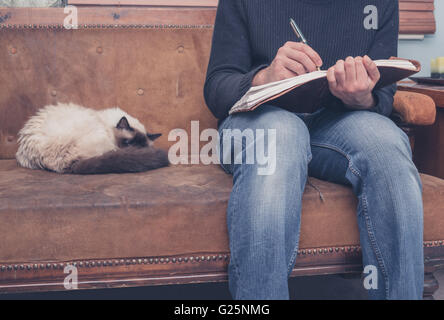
[1,9,444,299]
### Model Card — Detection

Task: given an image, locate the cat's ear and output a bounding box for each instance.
[147,133,162,141]
[116,116,131,130]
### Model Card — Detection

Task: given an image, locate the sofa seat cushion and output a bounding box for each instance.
[0,159,443,264]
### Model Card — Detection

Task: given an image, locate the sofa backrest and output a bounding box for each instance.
[0,26,217,159]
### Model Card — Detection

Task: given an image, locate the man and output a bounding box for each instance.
[204,0,423,300]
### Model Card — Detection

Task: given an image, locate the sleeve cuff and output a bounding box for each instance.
[368,92,381,113]
[238,64,269,97]
[368,89,393,117]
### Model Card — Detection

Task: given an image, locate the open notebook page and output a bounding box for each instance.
[230,59,417,114]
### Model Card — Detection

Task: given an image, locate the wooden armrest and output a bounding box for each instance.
[392,91,436,126]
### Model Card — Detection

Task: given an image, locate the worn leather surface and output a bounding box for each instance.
[393,90,436,125]
[0,28,216,159]
[0,159,443,263]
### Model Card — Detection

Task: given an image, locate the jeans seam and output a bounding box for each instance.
[220,115,249,298]
[360,190,390,299]
[310,142,360,177]
[229,161,243,298]
[310,141,389,298]
[286,153,311,276]
[286,222,301,277]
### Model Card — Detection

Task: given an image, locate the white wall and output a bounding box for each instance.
[398,0,444,76]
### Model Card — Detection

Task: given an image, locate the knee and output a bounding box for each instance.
[350,113,415,176]
[248,106,311,163]
[348,116,423,207]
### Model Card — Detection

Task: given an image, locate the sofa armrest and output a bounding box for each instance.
[392,91,436,126]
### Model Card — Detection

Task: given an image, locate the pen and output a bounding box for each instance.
[290,18,321,71]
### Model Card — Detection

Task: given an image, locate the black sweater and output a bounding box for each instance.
[204,0,399,120]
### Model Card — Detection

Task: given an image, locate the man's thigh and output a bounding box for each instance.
[218,104,311,174]
[219,104,305,132]
[307,108,411,185]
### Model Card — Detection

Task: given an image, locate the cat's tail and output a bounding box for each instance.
[69,146,169,174]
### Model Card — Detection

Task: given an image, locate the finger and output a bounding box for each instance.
[284,49,317,73]
[286,42,323,68]
[355,56,368,84]
[364,55,380,83]
[280,67,299,80]
[299,43,323,68]
[344,56,356,84]
[274,58,300,79]
[280,56,307,75]
[327,67,337,90]
[334,60,346,87]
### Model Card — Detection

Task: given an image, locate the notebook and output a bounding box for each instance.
[229,57,421,114]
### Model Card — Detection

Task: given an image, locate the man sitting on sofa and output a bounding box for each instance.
[204,0,424,299]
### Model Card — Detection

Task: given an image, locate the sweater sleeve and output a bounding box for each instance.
[203,0,267,120]
[366,1,399,117]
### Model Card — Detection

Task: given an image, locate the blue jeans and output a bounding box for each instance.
[218,105,424,300]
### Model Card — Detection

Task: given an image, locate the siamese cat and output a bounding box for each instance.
[16,102,169,174]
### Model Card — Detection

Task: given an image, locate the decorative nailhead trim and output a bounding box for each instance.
[1,240,443,273]
[0,24,214,30]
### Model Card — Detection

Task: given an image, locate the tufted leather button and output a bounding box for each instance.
[177,45,184,53]
[137,88,144,96]
[96,46,103,54]
[6,135,14,143]
[10,47,17,54]
[51,90,57,97]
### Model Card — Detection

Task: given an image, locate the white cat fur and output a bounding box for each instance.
[16,102,148,173]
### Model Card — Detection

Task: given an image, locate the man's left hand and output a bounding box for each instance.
[327,55,380,110]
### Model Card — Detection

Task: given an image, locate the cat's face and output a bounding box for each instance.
[114,116,161,148]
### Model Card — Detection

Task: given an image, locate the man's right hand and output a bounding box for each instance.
[252,41,323,86]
